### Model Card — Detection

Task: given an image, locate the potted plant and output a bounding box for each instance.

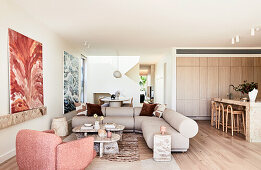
[93,114,104,130]
[232,81,258,102]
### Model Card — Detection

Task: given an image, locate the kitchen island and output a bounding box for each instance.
[212,98,261,142]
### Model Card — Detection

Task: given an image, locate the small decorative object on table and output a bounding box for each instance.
[160,126,166,135]
[51,117,68,136]
[107,131,112,138]
[232,81,258,102]
[153,133,171,162]
[111,94,116,100]
[93,114,104,130]
[115,90,120,99]
[98,129,107,138]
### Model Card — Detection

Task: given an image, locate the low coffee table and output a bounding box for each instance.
[94,133,120,157]
[72,123,125,140]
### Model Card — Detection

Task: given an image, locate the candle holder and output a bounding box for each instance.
[107,130,112,138]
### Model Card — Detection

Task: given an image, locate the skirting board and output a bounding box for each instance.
[188,116,210,120]
[0,149,15,164]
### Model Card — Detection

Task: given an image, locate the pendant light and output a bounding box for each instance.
[113,50,122,78]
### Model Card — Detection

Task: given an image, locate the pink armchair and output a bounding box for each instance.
[16,129,96,170]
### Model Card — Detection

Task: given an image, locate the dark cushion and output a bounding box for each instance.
[139,103,157,116]
[87,103,103,116]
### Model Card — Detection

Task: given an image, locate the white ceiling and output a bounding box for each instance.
[9,0,261,62]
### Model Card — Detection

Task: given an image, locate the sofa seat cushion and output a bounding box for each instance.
[105,107,134,117]
[134,107,142,116]
[134,116,164,131]
[103,116,134,130]
[141,120,189,150]
[72,116,97,128]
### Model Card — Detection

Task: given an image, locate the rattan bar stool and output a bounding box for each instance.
[225,105,246,136]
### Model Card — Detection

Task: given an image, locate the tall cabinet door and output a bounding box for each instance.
[176,66,200,116]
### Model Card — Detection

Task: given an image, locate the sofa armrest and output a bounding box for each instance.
[163,109,198,138]
[56,137,96,170]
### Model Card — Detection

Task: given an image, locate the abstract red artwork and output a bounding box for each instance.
[8,29,44,113]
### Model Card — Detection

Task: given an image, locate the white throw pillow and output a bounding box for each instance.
[153,104,166,118]
[75,103,87,116]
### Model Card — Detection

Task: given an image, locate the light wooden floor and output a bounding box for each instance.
[1,121,261,170]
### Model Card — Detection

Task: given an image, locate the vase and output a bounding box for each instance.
[94,121,100,130]
[160,126,166,135]
[249,88,258,102]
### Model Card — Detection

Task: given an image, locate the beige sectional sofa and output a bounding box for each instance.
[72,107,198,152]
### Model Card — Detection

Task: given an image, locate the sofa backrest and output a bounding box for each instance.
[105,107,134,117]
[133,107,142,116]
[163,109,198,138]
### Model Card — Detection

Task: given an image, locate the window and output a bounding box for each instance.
[80,56,86,102]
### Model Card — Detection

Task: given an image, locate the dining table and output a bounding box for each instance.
[101,97,130,107]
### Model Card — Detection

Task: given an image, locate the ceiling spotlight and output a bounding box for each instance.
[251,28,255,36]
[235,36,240,43]
[232,38,235,44]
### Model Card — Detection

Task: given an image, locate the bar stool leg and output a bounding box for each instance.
[211,103,214,126]
[222,109,225,132]
[215,106,218,129]
[231,113,234,136]
[226,110,228,133]
[242,112,246,135]
[237,114,239,133]
[218,106,221,129]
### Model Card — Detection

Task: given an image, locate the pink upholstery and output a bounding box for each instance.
[16,129,96,170]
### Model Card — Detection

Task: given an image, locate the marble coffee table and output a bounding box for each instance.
[93,133,121,157]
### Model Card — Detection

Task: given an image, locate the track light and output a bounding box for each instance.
[235,36,240,43]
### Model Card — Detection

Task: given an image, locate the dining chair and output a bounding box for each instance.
[123,97,133,107]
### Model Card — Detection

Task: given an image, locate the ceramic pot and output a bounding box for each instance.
[94,121,100,130]
[249,88,258,102]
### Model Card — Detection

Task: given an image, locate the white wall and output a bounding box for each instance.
[0,0,81,163]
[86,56,140,106]
[154,49,174,109]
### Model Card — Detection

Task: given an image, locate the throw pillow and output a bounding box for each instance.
[153,104,166,118]
[75,103,87,116]
[87,103,103,116]
[140,103,157,116]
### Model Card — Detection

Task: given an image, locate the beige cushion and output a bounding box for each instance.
[105,107,134,117]
[134,107,142,116]
[134,116,164,131]
[163,109,198,138]
[72,116,97,128]
[142,119,189,150]
[103,116,134,130]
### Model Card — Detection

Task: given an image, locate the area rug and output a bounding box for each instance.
[64,133,180,170]
[86,155,180,170]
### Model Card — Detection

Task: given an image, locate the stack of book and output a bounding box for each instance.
[105,123,116,129]
[81,124,93,130]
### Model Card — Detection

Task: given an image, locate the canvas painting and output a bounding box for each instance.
[64,51,80,113]
[8,29,44,114]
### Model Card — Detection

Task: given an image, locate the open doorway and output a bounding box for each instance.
[139,64,155,103]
